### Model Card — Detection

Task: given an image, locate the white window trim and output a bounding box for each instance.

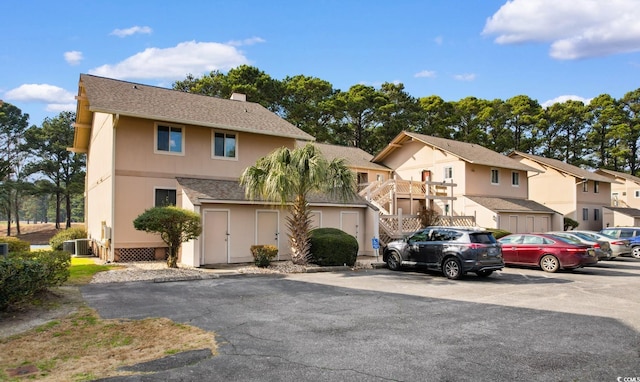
[511,171,520,187]
[444,166,453,180]
[154,123,185,156]
[491,168,499,185]
[212,130,239,161]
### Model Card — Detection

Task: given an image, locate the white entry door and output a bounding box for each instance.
[203,209,229,265]
[340,211,360,242]
[257,210,279,256]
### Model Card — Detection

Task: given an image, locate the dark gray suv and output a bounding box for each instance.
[383,227,504,279]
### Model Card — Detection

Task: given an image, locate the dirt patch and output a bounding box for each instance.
[0,222,83,245]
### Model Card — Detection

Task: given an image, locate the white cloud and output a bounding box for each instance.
[110,26,152,37]
[414,70,437,78]
[226,37,266,47]
[453,73,476,81]
[4,84,75,103]
[64,50,83,65]
[3,84,76,114]
[434,36,444,45]
[541,95,593,108]
[88,41,250,80]
[482,0,640,60]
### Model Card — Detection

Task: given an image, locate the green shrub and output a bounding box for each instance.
[564,217,579,231]
[485,228,511,240]
[0,251,71,311]
[49,227,88,250]
[250,245,278,267]
[309,228,358,266]
[0,236,31,252]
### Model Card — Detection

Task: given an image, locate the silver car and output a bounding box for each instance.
[547,231,613,260]
[571,230,631,259]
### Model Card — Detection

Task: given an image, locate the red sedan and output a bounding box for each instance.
[498,233,598,272]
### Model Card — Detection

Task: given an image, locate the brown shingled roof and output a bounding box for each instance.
[78,74,314,141]
[466,196,559,214]
[510,151,612,183]
[177,177,369,206]
[597,168,640,184]
[296,141,390,171]
[373,131,538,172]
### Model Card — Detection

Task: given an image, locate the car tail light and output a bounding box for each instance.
[565,247,586,253]
[611,240,626,245]
[592,243,600,248]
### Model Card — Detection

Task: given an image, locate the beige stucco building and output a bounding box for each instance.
[509,151,613,231]
[71,74,377,265]
[370,132,562,234]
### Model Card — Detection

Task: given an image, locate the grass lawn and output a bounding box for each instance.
[65,257,122,285]
[0,256,218,381]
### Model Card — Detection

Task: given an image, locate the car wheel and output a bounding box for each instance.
[443,258,463,280]
[540,254,560,273]
[476,270,493,278]
[632,247,640,259]
[386,252,402,271]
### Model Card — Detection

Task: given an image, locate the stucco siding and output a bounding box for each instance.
[85,112,115,259]
[114,116,296,179]
[464,165,528,199]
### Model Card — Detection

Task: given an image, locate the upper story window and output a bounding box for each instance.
[582,181,588,192]
[491,169,499,185]
[444,166,453,179]
[594,181,600,193]
[582,208,589,221]
[512,172,520,186]
[155,188,176,207]
[635,190,640,198]
[213,131,237,159]
[155,124,184,155]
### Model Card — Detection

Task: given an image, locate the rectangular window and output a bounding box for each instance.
[594,181,599,193]
[635,190,640,198]
[213,131,237,159]
[582,208,589,221]
[582,181,588,192]
[155,189,176,207]
[444,167,453,179]
[491,169,499,184]
[156,125,183,154]
[594,208,600,221]
[512,172,520,186]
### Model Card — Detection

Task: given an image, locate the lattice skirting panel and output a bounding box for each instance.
[116,247,166,262]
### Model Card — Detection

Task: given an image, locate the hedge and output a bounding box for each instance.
[0,251,71,311]
[0,236,31,252]
[309,228,358,266]
[49,227,88,251]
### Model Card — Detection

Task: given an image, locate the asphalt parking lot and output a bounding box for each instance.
[83,258,640,381]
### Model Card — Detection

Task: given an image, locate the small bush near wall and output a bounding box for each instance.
[486,228,511,240]
[0,236,31,252]
[309,228,358,267]
[49,227,88,250]
[0,251,71,311]
[250,245,278,267]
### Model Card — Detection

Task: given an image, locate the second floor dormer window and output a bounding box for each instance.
[214,131,237,159]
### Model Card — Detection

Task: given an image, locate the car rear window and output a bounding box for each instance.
[469,233,496,244]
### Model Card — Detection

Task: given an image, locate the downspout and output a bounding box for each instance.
[109,114,119,262]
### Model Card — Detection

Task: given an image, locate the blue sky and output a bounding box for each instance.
[2,0,640,126]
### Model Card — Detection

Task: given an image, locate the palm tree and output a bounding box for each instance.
[240,143,356,265]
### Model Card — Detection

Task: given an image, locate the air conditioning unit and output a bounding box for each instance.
[0,243,8,257]
[75,239,91,256]
[63,240,76,254]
